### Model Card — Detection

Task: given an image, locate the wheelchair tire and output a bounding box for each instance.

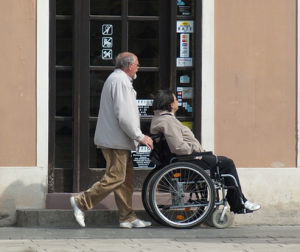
[149,162,216,229]
[211,209,231,229]
[204,207,216,227]
[141,167,165,225]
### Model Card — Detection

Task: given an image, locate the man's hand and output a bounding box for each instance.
[140,135,154,150]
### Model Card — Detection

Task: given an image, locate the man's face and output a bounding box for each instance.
[128,56,140,78]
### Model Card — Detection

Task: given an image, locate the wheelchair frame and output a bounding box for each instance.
[141,134,250,229]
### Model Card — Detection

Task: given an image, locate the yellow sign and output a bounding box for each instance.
[181,121,193,130]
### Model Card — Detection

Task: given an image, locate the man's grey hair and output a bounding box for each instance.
[115,53,135,69]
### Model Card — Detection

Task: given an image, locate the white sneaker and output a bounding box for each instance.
[70,196,85,227]
[120,219,152,228]
[244,201,261,211]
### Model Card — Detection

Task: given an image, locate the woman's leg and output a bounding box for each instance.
[197,156,247,213]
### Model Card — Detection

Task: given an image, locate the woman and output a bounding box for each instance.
[150,89,260,213]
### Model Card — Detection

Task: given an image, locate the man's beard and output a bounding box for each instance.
[133,74,137,80]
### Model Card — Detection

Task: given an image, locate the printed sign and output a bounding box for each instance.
[180,34,189,57]
[137,99,153,117]
[177,21,194,33]
[177,87,193,112]
[100,24,114,59]
[180,75,190,83]
[181,87,193,99]
[177,87,183,106]
[181,121,193,130]
[178,5,191,16]
[176,57,193,67]
[132,148,155,169]
[102,37,113,48]
[102,49,113,60]
[102,24,113,35]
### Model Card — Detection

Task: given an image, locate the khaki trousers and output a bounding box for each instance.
[75,149,137,222]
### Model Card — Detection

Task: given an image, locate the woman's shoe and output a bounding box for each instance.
[244,201,261,211]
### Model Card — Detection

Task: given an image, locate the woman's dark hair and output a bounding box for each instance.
[152,89,174,112]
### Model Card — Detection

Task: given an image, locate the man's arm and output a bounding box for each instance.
[112,82,153,149]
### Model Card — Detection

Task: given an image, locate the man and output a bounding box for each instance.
[70,52,153,228]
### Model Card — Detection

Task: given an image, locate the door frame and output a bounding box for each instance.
[47,0,207,193]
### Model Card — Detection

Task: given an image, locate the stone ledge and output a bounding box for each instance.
[46,192,144,210]
[16,209,156,228]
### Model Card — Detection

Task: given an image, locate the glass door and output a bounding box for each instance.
[49,0,201,193]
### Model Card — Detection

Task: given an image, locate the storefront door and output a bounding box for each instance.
[49,0,202,193]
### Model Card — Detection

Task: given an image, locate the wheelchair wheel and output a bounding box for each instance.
[149,162,216,229]
[141,167,165,225]
[211,209,231,229]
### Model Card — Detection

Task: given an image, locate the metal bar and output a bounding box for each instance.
[48,0,57,193]
[194,0,203,141]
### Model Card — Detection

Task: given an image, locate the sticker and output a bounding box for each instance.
[181,121,193,130]
[180,75,190,83]
[102,24,113,35]
[137,99,154,117]
[177,88,183,106]
[181,87,193,99]
[102,49,113,60]
[180,34,189,57]
[102,37,113,48]
[177,21,194,33]
[137,100,153,106]
[176,58,193,67]
[178,5,191,16]
[177,0,185,6]
[132,151,155,169]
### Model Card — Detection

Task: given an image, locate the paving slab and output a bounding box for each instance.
[0,225,300,251]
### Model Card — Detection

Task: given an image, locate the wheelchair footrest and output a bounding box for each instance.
[236,208,253,214]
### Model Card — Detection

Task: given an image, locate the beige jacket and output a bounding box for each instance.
[94,69,144,151]
[150,110,204,155]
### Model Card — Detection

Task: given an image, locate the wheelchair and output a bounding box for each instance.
[141,134,251,229]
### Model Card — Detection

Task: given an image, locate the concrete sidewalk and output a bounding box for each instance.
[0,225,299,252]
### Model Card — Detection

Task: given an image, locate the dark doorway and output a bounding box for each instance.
[49,0,202,193]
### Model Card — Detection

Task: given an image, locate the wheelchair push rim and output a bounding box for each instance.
[149,162,216,229]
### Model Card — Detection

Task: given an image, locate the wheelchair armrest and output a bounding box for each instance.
[176,151,213,159]
[170,151,214,163]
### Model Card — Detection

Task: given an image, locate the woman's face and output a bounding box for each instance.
[171,94,179,113]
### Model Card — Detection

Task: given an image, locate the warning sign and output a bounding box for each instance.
[102,24,113,35]
[102,37,113,48]
[102,49,113,60]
